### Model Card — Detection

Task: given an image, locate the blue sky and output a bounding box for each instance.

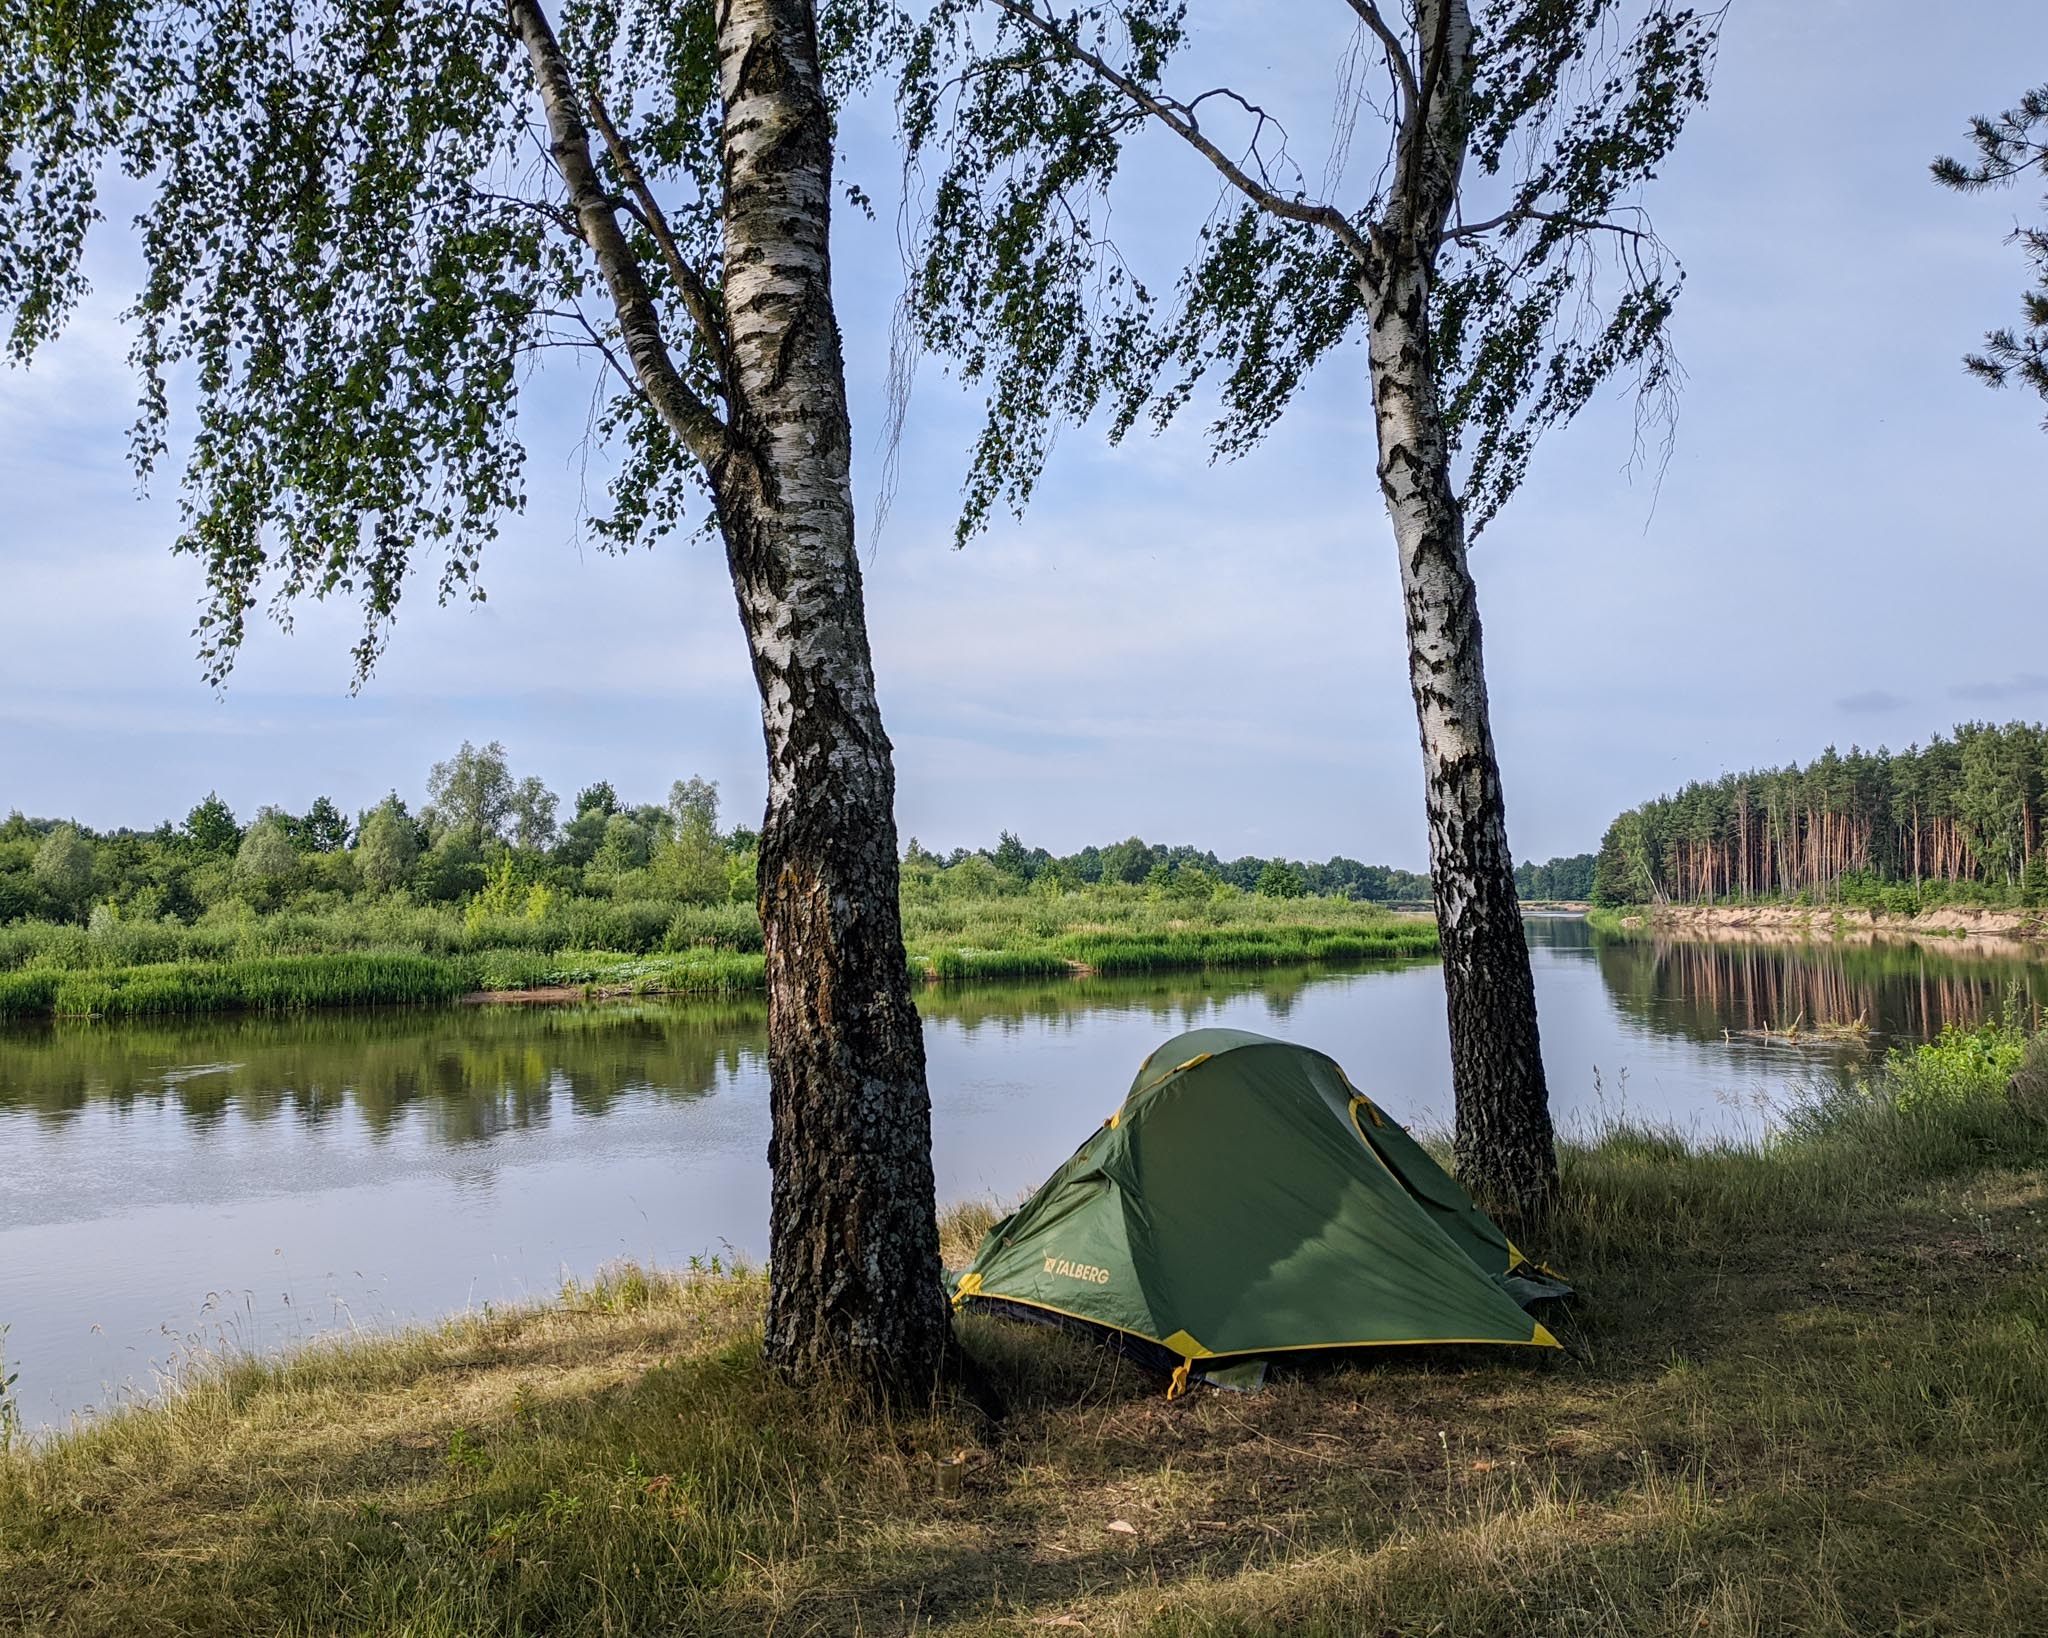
[3,1,2045,868]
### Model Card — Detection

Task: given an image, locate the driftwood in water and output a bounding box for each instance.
[1724,1011,1872,1048]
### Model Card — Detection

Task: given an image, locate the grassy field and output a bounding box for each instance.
[0,891,1435,1019]
[4,1024,2045,1635]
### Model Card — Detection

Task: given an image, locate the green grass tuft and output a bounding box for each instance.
[4,953,473,1020]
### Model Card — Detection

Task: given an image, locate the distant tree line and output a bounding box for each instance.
[0,748,1443,927]
[0,742,753,928]
[1513,856,1597,902]
[902,833,1431,905]
[1590,722,2048,910]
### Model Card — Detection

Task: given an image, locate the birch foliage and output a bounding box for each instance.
[0,0,882,681]
[898,0,1719,538]
[5,0,954,1391]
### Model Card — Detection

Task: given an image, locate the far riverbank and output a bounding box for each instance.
[0,893,1438,1023]
[1594,900,2047,955]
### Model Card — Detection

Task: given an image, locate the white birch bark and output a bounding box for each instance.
[714,0,951,1388]
[1368,0,1557,1211]
[515,0,949,1391]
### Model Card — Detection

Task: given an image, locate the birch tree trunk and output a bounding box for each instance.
[512,0,948,1394]
[709,0,951,1394]
[1368,266,1558,1214]
[1369,0,1557,1214]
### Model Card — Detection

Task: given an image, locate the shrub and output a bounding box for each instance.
[1876,1014,2034,1111]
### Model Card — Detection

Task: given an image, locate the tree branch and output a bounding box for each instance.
[989,0,1377,274]
[534,304,642,395]
[464,185,582,240]
[584,89,731,384]
[1339,0,1419,116]
[507,0,727,467]
[1443,205,1655,245]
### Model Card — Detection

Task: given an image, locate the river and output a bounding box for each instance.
[2,916,2041,1431]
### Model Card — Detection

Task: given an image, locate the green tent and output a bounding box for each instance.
[951,1027,1567,1393]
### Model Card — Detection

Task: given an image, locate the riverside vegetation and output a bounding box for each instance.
[3,1012,2044,1635]
[0,893,1440,1022]
[0,744,1437,1021]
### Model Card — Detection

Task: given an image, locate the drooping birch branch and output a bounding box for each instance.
[987,0,1379,277]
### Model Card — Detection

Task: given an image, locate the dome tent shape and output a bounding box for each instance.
[950,1028,1567,1393]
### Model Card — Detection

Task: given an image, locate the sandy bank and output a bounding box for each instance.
[1609,901,2046,956]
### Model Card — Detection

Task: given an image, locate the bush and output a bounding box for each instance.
[561,898,675,953]
[660,901,763,954]
[1874,1012,2034,1111]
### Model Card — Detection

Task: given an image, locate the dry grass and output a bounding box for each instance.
[6,1061,2048,1636]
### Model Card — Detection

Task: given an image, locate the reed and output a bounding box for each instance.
[0,889,1438,1016]
[1053,923,1436,973]
[923,948,1075,981]
[36,952,476,1018]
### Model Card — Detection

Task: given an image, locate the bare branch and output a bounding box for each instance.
[532,304,642,395]
[585,89,730,383]
[1443,205,1655,245]
[1339,0,1419,115]
[989,0,1377,273]
[464,185,581,240]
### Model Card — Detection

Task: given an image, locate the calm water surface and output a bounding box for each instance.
[2,917,2042,1429]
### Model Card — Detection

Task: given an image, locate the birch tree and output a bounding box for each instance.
[900,0,1719,1211]
[2,0,950,1392]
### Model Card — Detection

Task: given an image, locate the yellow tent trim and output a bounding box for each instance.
[1503,1240,1566,1280]
[1127,1050,1215,1104]
[1337,1067,1386,1126]
[1347,1099,1406,1185]
[955,1286,1562,1362]
[950,1271,983,1311]
[951,1289,1187,1378]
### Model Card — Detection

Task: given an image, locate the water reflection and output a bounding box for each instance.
[0,963,1416,1136]
[1547,917,2048,1050]
[0,1003,763,1138]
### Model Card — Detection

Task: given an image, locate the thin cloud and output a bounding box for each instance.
[1836,689,1911,714]
[1948,673,2048,703]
